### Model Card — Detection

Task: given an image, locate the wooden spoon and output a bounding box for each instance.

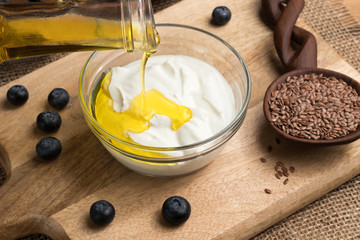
[261,0,360,145]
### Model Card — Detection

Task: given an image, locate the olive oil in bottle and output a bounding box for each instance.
[0,0,159,62]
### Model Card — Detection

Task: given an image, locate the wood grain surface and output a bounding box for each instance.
[1,0,360,239]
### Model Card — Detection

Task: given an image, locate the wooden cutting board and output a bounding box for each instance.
[1,0,360,239]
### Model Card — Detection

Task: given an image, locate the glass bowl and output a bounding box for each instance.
[79,23,251,177]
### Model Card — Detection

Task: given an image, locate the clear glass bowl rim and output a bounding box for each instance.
[79,23,252,152]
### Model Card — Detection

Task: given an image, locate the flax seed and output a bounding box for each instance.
[283,178,289,185]
[265,189,272,194]
[275,173,281,179]
[289,166,295,173]
[268,74,360,140]
[260,157,267,163]
[276,161,284,167]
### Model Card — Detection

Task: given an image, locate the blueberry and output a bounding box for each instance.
[48,88,70,110]
[36,110,62,132]
[162,196,191,225]
[90,200,116,226]
[6,85,29,105]
[212,6,232,25]
[36,137,62,160]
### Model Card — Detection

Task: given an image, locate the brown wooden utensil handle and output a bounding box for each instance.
[261,0,317,70]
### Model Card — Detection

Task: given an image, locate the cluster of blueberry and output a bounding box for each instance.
[7,85,191,227]
[90,196,191,227]
[6,85,69,160]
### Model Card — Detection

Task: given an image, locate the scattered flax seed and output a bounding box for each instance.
[260,157,267,163]
[265,189,272,194]
[275,137,281,144]
[268,145,273,152]
[268,73,360,140]
[270,161,294,184]
[283,178,289,185]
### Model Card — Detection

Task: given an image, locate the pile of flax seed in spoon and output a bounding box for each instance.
[268,73,360,140]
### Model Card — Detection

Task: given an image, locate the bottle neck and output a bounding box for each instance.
[120,0,159,52]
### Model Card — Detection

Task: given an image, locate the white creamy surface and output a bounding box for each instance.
[108,54,236,147]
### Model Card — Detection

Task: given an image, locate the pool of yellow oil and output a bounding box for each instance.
[92,52,193,150]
